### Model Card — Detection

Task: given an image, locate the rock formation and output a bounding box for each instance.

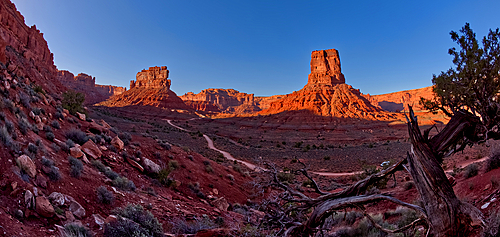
[57,70,126,104]
[306,49,345,87]
[97,66,189,109]
[260,49,389,119]
[180,89,259,114]
[130,66,170,89]
[0,0,64,94]
[364,86,435,112]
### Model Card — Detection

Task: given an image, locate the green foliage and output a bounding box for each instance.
[105,204,163,237]
[112,176,136,191]
[463,163,479,178]
[62,90,86,115]
[69,156,84,178]
[421,23,500,130]
[65,129,89,145]
[62,222,92,237]
[96,186,114,204]
[277,172,295,184]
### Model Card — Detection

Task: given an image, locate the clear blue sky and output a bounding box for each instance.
[11,0,500,96]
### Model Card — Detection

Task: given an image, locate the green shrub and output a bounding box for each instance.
[463,163,479,178]
[169,216,217,234]
[61,222,92,237]
[51,120,60,129]
[96,186,114,204]
[41,157,61,181]
[46,131,55,141]
[19,92,31,109]
[112,176,136,191]
[277,172,295,184]
[65,129,89,145]
[62,90,86,115]
[168,160,179,170]
[0,126,12,147]
[69,156,83,178]
[105,204,163,237]
[18,117,31,135]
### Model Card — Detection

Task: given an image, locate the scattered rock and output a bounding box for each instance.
[93,214,105,228]
[211,197,229,211]
[35,174,48,189]
[142,158,160,174]
[11,181,17,190]
[65,210,76,223]
[76,112,86,121]
[17,155,37,178]
[69,201,85,219]
[49,192,66,206]
[213,188,219,195]
[81,140,102,159]
[25,190,34,209]
[127,158,144,172]
[70,147,84,158]
[36,196,55,217]
[35,115,42,124]
[111,136,124,150]
[105,215,117,224]
[100,119,112,129]
[100,145,108,151]
[29,111,35,120]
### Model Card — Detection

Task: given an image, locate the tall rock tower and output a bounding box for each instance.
[307,49,345,87]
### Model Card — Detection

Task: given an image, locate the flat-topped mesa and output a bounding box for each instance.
[307,49,345,86]
[130,66,171,90]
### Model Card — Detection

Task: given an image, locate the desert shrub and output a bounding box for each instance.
[51,143,60,152]
[105,204,163,237]
[96,186,114,204]
[491,176,500,189]
[19,92,31,109]
[5,119,14,134]
[226,174,235,181]
[46,131,55,141]
[27,143,38,155]
[62,90,86,115]
[3,98,14,112]
[61,222,92,237]
[104,169,119,180]
[65,129,89,145]
[119,132,132,146]
[43,125,53,133]
[33,85,45,95]
[159,141,171,150]
[68,156,83,178]
[153,152,161,159]
[0,112,5,121]
[169,216,217,234]
[112,176,136,191]
[103,135,112,143]
[205,165,214,173]
[17,117,31,135]
[135,150,142,158]
[91,160,107,172]
[55,111,64,120]
[486,147,500,172]
[0,126,12,146]
[51,120,60,129]
[403,181,415,190]
[277,172,295,184]
[157,168,172,186]
[41,157,61,181]
[168,160,179,170]
[32,107,41,116]
[463,163,479,178]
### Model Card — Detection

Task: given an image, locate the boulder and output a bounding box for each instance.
[17,155,37,178]
[142,158,161,174]
[76,112,86,121]
[127,159,144,172]
[81,140,102,159]
[111,136,124,150]
[69,201,85,219]
[211,197,229,211]
[36,196,55,217]
[35,175,47,188]
[49,192,66,206]
[25,190,34,209]
[70,147,84,158]
[29,111,35,120]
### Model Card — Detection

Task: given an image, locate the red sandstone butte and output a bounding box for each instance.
[180,88,260,114]
[57,70,126,105]
[97,66,189,109]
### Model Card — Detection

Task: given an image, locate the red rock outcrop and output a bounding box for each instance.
[306,49,345,87]
[260,49,390,119]
[130,66,170,89]
[0,0,64,94]
[97,66,189,109]
[57,70,126,104]
[180,89,259,114]
[364,86,435,112]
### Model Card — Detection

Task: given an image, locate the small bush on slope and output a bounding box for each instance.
[104,204,163,237]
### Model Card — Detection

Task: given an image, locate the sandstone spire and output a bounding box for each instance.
[307,49,345,86]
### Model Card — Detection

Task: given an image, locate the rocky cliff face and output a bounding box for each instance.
[98,66,189,109]
[130,66,170,90]
[57,70,126,105]
[260,49,390,119]
[0,0,64,94]
[180,88,260,114]
[364,86,435,112]
[306,49,345,87]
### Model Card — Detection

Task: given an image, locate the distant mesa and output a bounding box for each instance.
[57,70,126,104]
[180,89,260,115]
[97,66,189,109]
[364,86,435,112]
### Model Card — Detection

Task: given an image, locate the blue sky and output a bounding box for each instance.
[12,0,500,96]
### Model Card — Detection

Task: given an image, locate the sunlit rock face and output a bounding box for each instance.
[130,66,171,90]
[306,49,345,87]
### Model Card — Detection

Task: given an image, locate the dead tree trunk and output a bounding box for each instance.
[406,109,483,236]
